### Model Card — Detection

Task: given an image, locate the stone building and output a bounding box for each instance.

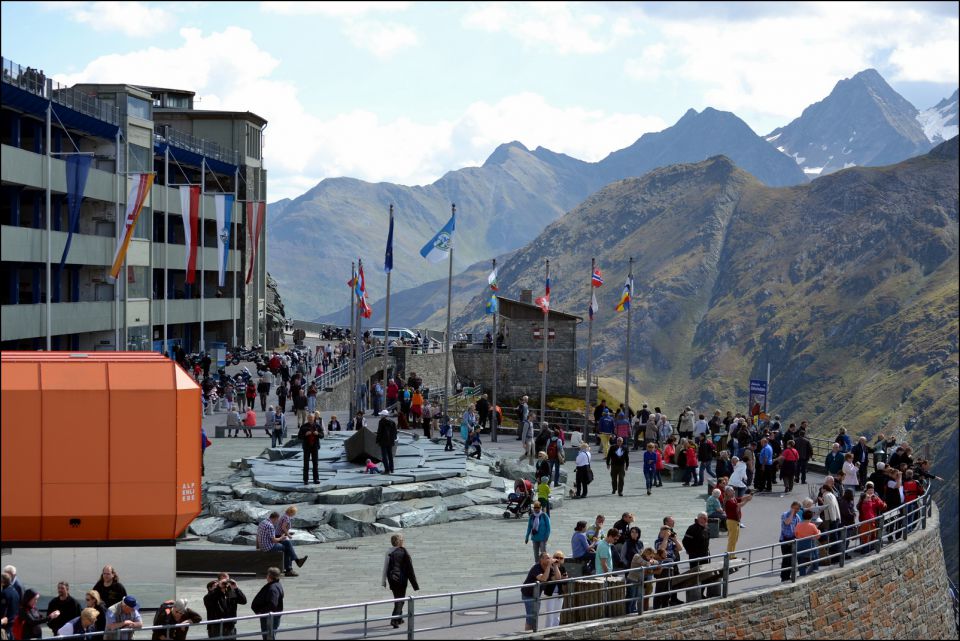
[453,292,580,402]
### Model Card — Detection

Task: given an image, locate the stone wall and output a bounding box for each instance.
[501,503,954,640]
[404,350,456,393]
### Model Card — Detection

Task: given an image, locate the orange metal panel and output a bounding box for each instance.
[174,366,202,537]
[40,363,109,485]
[40,483,109,540]
[1,362,42,540]
[108,482,176,539]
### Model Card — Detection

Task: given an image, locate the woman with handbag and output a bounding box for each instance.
[574,441,593,498]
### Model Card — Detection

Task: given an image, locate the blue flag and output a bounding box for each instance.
[58,154,92,273]
[486,293,498,315]
[420,212,455,263]
[384,210,394,273]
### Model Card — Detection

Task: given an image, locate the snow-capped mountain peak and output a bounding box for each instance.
[917,89,959,143]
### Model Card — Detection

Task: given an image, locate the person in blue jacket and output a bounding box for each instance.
[524,502,552,563]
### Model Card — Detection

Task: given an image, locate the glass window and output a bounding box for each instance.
[132,204,151,240]
[126,95,152,120]
[127,325,151,351]
[127,266,149,299]
[128,143,151,174]
[165,95,190,109]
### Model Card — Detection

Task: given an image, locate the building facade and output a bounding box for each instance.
[1,56,268,353]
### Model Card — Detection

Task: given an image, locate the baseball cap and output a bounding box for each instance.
[123,596,139,608]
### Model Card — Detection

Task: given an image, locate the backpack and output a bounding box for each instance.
[547,438,559,461]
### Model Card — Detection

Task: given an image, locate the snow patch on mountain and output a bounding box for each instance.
[917,90,958,143]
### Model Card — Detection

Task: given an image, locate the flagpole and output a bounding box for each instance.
[383,204,393,386]
[624,256,633,416]
[45,93,52,350]
[540,259,550,421]
[114,128,121,351]
[349,260,356,418]
[584,257,595,435]
[200,159,206,354]
[442,204,455,423]
[163,146,170,353]
[491,258,499,442]
[356,258,364,415]
[232,168,239,348]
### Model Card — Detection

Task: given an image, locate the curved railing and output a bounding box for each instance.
[53,493,938,640]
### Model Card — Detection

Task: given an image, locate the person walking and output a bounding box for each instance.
[382,534,420,629]
[524,502,552,563]
[257,374,272,412]
[606,437,630,497]
[377,410,398,474]
[597,409,614,455]
[270,407,285,449]
[546,429,564,488]
[517,395,530,441]
[250,568,283,641]
[642,442,657,495]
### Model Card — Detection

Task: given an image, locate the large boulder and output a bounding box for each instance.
[208,500,271,524]
[207,523,258,545]
[380,482,441,502]
[436,476,491,497]
[330,513,399,538]
[234,486,317,505]
[286,529,324,545]
[447,505,511,522]
[188,517,236,537]
[329,503,378,523]
[314,486,383,505]
[379,504,449,529]
[313,524,352,543]
[344,425,390,464]
[288,505,333,528]
[496,458,568,483]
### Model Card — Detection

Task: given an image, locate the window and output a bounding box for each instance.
[165,95,190,109]
[127,266,149,299]
[128,143,151,174]
[246,124,261,159]
[133,206,151,240]
[126,95,152,120]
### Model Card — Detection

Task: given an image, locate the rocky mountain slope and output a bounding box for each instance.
[765,69,932,177]
[917,88,959,143]
[453,139,959,578]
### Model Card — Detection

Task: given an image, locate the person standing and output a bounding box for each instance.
[778,501,802,582]
[476,394,490,430]
[103,595,142,641]
[723,486,753,559]
[757,438,774,492]
[779,440,800,492]
[152,598,202,640]
[518,395,531,441]
[382,534,420,629]
[93,566,127,612]
[0,572,19,640]
[825,443,844,480]
[377,410,398,474]
[597,409,615,455]
[270,407,285,449]
[642,442,658,495]
[275,381,288,414]
[546,429,564,488]
[542,551,568,628]
[606,437,630,497]
[520,553,553,632]
[794,430,813,484]
[682,513,711,570]
[55,607,100,638]
[298,414,321,485]
[18,589,61,640]
[525,502,552,563]
[250,568,283,641]
[574,441,593,499]
[203,573,246,641]
[595,529,619,575]
[46,581,82,637]
[851,437,871,489]
[257,374,272,412]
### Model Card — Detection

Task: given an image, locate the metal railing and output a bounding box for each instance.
[155,125,241,166]
[53,494,936,640]
[2,55,121,125]
[950,577,960,637]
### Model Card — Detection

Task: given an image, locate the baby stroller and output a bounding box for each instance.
[503,478,534,519]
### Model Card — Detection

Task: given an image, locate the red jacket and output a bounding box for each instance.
[684,447,698,467]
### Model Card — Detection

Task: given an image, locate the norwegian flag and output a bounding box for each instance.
[592,267,603,287]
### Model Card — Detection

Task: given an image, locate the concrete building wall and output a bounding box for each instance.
[505,504,954,641]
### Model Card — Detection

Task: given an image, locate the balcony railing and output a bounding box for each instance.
[155,126,241,167]
[1,56,120,125]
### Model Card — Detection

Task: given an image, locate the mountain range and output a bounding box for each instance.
[273,68,955,323]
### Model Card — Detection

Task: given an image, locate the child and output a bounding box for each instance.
[537,476,552,515]
[365,459,381,474]
[441,415,454,451]
[469,428,482,459]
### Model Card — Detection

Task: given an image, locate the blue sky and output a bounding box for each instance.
[2,1,957,200]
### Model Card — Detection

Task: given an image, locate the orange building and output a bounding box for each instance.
[1,352,202,543]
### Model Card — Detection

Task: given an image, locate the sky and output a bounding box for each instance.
[2,1,957,201]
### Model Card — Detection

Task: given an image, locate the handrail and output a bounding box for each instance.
[54,495,934,640]
[2,55,121,125]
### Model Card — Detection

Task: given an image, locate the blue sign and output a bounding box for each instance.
[749,380,767,394]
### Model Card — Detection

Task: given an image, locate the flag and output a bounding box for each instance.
[420,211,455,263]
[488,267,498,291]
[179,186,200,284]
[535,276,550,313]
[359,295,373,319]
[589,291,598,320]
[615,276,632,312]
[486,293,498,315]
[245,201,265,285]
[347,273,358,289]
[59,154,92,272]
[384,210,394,273]
[109,173,154,280]
[357,262,372,318]
[592,266,604,287]
[214,194,234,287]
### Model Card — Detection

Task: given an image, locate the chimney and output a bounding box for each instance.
[521,289,533,304]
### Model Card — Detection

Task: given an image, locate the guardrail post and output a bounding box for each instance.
[839,527,848,567]
[267,613,274,641]
[450,594,454,626]
[791,539,798,583]
[363,604,367,638]
[315,609,320,640]
[721,553,730,598]
[922,495,928,530]
[533,585,541,632]
[902,505,909,542]
[407,596,415,640]
[876,518,884,553]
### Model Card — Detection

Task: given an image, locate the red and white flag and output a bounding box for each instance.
[179,185,200,284]
[245,201,265,284]
[109,173,154,280]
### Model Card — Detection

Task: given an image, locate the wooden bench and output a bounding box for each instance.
[661,463,680,481]
[177,546,283,577]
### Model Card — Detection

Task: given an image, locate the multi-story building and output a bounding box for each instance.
[0,56,268,353]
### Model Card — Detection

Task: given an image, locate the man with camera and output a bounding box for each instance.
[654,519,685,606]
[204,573,247,640]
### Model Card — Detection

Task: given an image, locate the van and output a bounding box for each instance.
[368,328,419,343]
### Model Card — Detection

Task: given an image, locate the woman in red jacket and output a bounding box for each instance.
[682,443,699,486]
[856,483,886,552]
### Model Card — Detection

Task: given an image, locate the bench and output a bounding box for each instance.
[661,463,680,481]
[177,546,283,577]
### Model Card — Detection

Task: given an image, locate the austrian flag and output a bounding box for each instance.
[535,276,550,313]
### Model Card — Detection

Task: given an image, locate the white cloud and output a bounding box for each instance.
[260,0,417,58]
[625,2,959,130]
[462,2,635,54]
[64,1,175,37]
[51,27,662,201]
